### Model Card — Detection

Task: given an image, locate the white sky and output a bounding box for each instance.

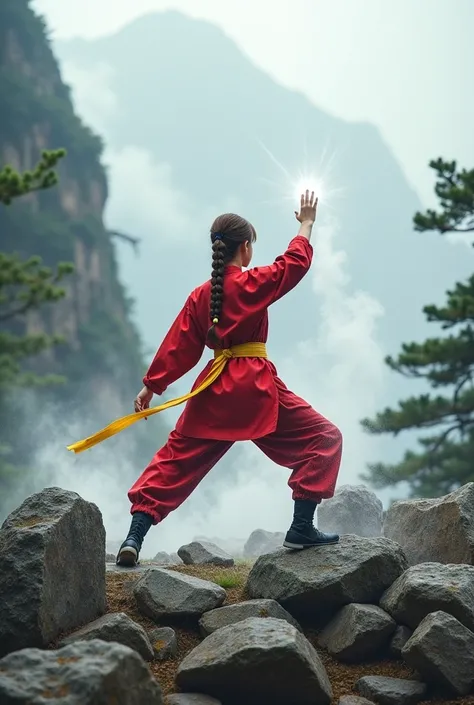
[34,0,474,206]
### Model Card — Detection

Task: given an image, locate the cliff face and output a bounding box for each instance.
[0,1,142,406]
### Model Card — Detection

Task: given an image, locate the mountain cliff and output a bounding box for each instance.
[0,1,168,516]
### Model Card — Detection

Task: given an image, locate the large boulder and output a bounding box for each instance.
[402,611,474,696]
[246,535,407,620]
[59,612,154,661]
[198,599,302,637]
[318,604,396,663]
[380,563,474,631]
[0,487,106,657]
[175,617,332,705]
[356,676,427,705]
[134,568,226,620]
[178,541,234,567]
[0,639,163,704]
[383,483,474,565]
[318,485,383,537]
[243,529,285,558]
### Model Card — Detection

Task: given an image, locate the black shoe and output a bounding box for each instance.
[283,498,339,550]
[283,524,339,549]
[116,512,153,567]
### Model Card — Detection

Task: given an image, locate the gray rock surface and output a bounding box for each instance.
[246,535,407,619]
[356,676,427,705]
[134,568,226,620]
[149,626,178,660]
[176,617,332,705]
[243,529,285,558]
[154,551,182,566]
[0,487,106,657]
[198,598,302,637]
[383,483,474,565]
[318,604,396,663]
[318,485,383,537]
[0,639,163,704]
[402,610,474,695]
[165,695,222,705]
[380,562,474,631]
[338,698,376,705]
[389,625,413,659]
[178,541,234,567]
[60,612,154,661]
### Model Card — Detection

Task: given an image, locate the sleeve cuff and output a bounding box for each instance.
[143,377,165,395]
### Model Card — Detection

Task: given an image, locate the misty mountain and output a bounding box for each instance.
[55,10,470,360]
[50,12,473,508]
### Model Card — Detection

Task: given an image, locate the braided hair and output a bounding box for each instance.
[207,213,257,346]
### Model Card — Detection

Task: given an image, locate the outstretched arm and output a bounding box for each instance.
[135,298,205,412]
[239,190,318,309]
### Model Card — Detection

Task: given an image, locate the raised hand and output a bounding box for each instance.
[295,190,318,224]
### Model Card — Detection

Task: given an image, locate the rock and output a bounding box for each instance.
[60,612,154,661]
[380,562,474,631]
[318,604,396,663]
[402,610,474,695]
[106,552,116,562]
[134,568,226,620]
[176,617,332,705]
[154,551,182,566]
[389,625,413,659]
[383,483,474,565]
[166,695,222,705]
[246,535,407,620]
[198,598,302,637]
[0,639,163,704]
[194,535,245,558]
[318,485,384,538]
[149,626,178,660]
[107,562,158,574]
[339,698,376,705]
[0,487,106,657]
[178,541,234,568]
[243,529,285,558]
[356,676,427,705]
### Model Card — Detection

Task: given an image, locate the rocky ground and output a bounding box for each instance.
[2,485,474,704]
[99,561,473,704]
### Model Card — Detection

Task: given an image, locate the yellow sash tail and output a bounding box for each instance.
[66,342,268,454]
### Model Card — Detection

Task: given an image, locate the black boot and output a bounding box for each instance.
[283,499,339,550]
[116,512,153,567]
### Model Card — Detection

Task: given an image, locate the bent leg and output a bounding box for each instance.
[128,430,233,523]
[253,381,343,502]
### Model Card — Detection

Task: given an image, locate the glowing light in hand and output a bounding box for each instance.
[294,177,324,204]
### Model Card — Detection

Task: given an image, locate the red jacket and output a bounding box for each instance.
[143,235,313,440]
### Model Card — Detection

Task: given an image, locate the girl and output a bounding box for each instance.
[116,190,343,566]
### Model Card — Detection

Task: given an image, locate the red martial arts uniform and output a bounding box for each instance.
[128,235,342,523]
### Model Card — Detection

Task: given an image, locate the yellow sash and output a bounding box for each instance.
[66,342,268,454]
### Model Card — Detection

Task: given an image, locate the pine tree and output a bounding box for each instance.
[361,159,474,497]
[0,149,73,386]
[0,149,72,483]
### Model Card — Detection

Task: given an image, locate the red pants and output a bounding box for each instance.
[128,387,343,524]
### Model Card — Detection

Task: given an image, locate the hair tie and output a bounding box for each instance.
[212,317,219,324]
[213,233,223,241]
